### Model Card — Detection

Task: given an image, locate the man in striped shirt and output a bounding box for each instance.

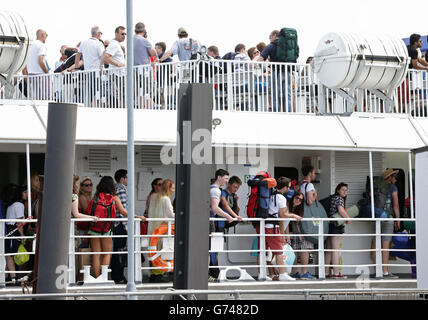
[112,169,128,284]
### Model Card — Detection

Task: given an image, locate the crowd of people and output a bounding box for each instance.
[207,165,405,282]
[0,163,410,285]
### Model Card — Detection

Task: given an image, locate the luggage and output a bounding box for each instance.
[301,201,329,244]
[276,28,299,63]
[390,232,411,261]
[87,193,117,234]
[246,171,277,227]
[331,205,359,226]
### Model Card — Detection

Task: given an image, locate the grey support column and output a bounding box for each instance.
[174,84,213,300]
[36,103,77,299]
[414,147,428,290]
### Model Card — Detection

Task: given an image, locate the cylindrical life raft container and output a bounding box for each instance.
[0,11,31,75]
[148,223,175,273]
[313,33,409,90]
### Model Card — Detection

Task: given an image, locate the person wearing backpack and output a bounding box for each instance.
[256,177,302,281]
[209,169,235,281]
[255,29,299,113]
[370,168,401,279]
[87,176,117,278]
[324,183,351,279]
[159,27,200,62]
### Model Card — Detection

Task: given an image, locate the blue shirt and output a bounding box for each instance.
[261,42,279,62]
[133,35,153,66]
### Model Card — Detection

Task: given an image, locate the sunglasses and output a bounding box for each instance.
[295,197,304,202]
[83,183,93,187]
[156,183,162,186]
[121,32,127,36]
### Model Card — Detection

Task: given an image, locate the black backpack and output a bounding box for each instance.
[319,195,333,216]
[221,52,237,73]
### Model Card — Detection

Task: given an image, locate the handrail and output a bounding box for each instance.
[1,60,427,117]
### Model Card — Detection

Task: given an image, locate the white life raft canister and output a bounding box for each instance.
[313,33,409,90]
[0,11,31,75]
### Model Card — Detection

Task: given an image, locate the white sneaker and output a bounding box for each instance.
[258,274,272,281]
[278,273,296,281]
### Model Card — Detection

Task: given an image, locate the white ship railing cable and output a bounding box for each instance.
[0,215,417,287]
[1,61,427,117]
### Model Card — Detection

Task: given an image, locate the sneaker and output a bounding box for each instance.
[278,273,296,281]
[300,272,317,280]
[208,276,217,283]
[383,272,399,279]
[332,273,347,280]
[290,272,301,279]
[257,274,273,281]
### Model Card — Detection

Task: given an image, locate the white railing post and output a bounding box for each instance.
[409,152,415,219]
[318,219,326,279]
[0,222,5,288]
[259,219,267,280]
[375,220,383,279]
[134,219,142,283]
[227,62,234,111]
[68,219,76,285]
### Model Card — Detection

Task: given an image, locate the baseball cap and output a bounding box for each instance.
[177,27,187,35]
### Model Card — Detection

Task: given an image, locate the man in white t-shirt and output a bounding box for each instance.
[300,165,317,205]
[101,26,126,72]
[101,26,126,107]
[75,26,105,71]
[209,169,234,281]
[74,26,105,107]
[159,27,200,62]
[257,177,301,281]
[26,29,49,75]
[24,29,50,100]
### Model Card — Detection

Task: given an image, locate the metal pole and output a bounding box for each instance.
[26,144,32,219]
[369,152,375,219]
[408,152,414,219]
[369,151,382,278]
[318,220,326,279]
[36,103,77,300]
[259,220,267,280]
[125,0,137,300]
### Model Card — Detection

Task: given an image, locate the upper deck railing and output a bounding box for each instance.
[1,60,427,117]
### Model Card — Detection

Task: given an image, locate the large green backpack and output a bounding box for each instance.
[373,177,389,212]
[276,28,299,63]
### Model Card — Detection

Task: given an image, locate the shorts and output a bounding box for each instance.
[5,224,21,254]
[372,220,394,243]
[88,229,113,237]
[256,225,283,253]
[328,222,345,235]
[381,220,394,242]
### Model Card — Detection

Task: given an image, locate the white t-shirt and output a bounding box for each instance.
[171,38,200,61]
[266,193,287,229]
[210,184,221,216]
[301,181,315,199]
[105,39,125,72]
[78,37,105,71]
[6,202,25,225]
[27,40,48,74]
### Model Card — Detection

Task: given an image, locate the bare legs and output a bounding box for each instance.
[90,237,112,278]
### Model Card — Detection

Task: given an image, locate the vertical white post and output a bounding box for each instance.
[134,219,142,283]
[68,220,76,285]
[125,0,137,299]
[259,220,267,280]
[318,219,325,279]
[369,152,375,220]
[26,144,32,218]
[408,152,415,219]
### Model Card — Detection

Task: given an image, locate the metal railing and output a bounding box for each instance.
[0,215,417,289]
[1,60,427,117]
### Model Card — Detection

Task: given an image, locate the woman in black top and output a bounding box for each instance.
[325,183,350,279]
